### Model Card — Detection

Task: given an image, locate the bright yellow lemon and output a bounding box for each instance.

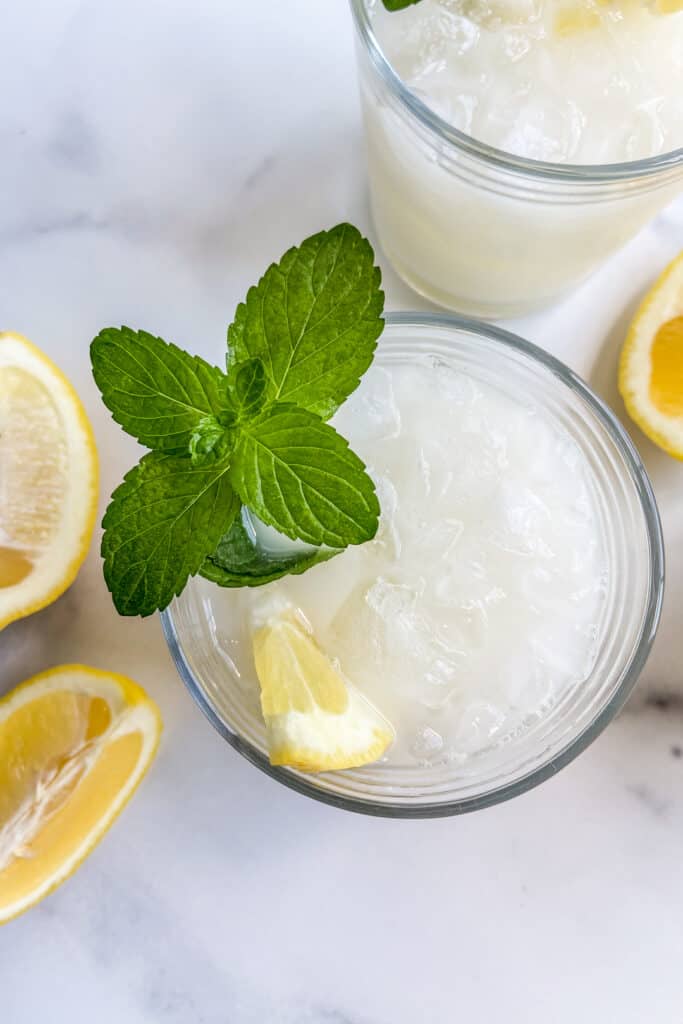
[619,252,683,459]
[0,333,99,629]
[0,665,161,925]
[252,608,393,772]
[555,0,683,36]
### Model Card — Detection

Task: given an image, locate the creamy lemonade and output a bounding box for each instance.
[207,351,608,767]
[164,315,662,811]
[370,0,683,164]
[352,0,683,315]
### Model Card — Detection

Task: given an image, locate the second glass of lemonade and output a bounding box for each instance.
[351,0,683,318]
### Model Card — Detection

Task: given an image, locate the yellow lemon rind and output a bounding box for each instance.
[268,730,393,773]
[0,332,100,630]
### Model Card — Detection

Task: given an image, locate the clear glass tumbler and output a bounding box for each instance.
[162,314,664,818]
[349,0,683,319]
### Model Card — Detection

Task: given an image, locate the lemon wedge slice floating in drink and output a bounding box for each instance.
[554,0,683,36]
[618,252,683,460]
[0,665,161,924]
[252,608,393,772]
[0,332,99,630]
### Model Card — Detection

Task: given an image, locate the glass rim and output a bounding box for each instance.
[349,0,683,185]
[161,312,665,818]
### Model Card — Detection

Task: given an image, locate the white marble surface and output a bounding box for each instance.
[2,1,683,1020]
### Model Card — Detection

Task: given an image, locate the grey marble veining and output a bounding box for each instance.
[1,1,683,1021]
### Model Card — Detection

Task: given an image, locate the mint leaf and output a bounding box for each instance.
[102,451,239,616]
[201,511,340,588]
[381,0,423,8]
[189,415,233,466]
[227,223,384,421]
[230,404,379,548]
[228,358,266,419]
[91,327,227,452]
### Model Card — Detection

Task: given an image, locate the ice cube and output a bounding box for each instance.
[487,482,554,557]
[374,475,402,560]
[451,700,507,755]
[335,365,400,446]
[413,516,464,564]
[505,96,586,162]
[503,29,533,61]
[365,577,421,639]
[411,725,445,762]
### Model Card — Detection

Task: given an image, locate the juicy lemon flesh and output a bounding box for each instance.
[0,548,33,588]
[254,616,348,717]
[0,367,67,584]
[649,317,683,417]
[555,7,601,34]
[619,252,683,459]
[0,692,111,825]
[0,732,143,918]
[252,613,393,773]
[0,667,160,925]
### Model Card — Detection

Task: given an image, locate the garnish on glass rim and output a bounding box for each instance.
[91,223,385,617]
[381,0,422,9]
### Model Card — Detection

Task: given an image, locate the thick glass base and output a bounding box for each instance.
[380,237,577,321]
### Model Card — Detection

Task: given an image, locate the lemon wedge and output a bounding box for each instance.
[0,333,99,629]
[554,0,682,36]
[619,252,683,459]
[0,665,161,925]
[554,4,602,35]
[252,608,393,772]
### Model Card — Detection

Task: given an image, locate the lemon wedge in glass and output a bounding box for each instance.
[0,665,161,924]
[252,606,393,772]
[0,332,98,629]
[619,251,683,460]
[554,0,683,36]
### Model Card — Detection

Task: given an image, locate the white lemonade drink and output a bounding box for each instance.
[354,0,683,315]
[209,350,608,767]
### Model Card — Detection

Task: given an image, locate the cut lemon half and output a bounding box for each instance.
[252,608,393,773]
[0,332,99,630]
[619,252,683,460]
[0,665,161,925]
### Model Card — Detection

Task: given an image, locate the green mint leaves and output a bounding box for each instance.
[227,223,383,421]
[201,514,340,589]
[101,453,239,616]
[231,405,380,548]
[188,415,233,467]
[91,328,226,453]
[227,358,267,420]
[92,224,384,617]
[381,0,423,9]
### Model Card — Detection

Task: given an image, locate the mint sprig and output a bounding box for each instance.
[92,224,384,617]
